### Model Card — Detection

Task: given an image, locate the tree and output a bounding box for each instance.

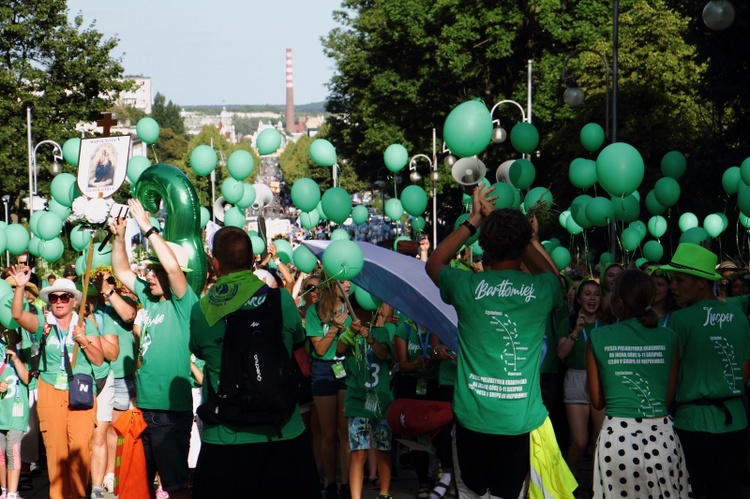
[0,1,132,220]
[151,92,186,136]
[323,0,709,243]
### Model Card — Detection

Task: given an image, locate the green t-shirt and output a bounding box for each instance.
[438,357,457,387]
[560,319,599,370]
[305,305,352,361]
[134,278,197,412]
[725,294,750,315]
[0,340,30,431]
[90,311,112,381]
[671,299,750,433]
[102,303,136,379]
[343,327,394,419]
[19,303,45,391]
[439,267,562,435]
[37,316,99,390]
[189,281,306,445]
[541,301,567,375]
[395,320,439,380]
[589,318,677,418]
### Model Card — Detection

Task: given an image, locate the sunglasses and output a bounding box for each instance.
[105,276,116,285]
[49,293,72,304]
[304,285,317,292]
[18,260,27,265]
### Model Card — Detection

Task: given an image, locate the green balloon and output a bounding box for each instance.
[199,207,210,228]
[27,237,41,257]
[621,227,641,252]
[443,99,493,158]
[354,285,381,311]
[75,254,86,276]
[611,195,640,223]
[0,292,19,329]
[70,226,92,251]
[569,158,597,189]
[250,235,265,255]
[741,157,750,186]
[39,237,64,262]
[322,240,364,280]
[740,213,750,229]
[412,216,426,232]
[351,205,368,226]
[680,227,709,245]
[331,228,350,241]
[585,197,614,227]
[62,137,81,166]
[400,185,428,216]
[48,199,71,220]
[384,144,409,173]
[300,210,320,229]
[596,142,644,196]
[508,158,536,190]
[321,187,352,225]
[273,239,294,264]
[227,150,254,180]
[309,139,337,167]
[235,184,257,209]
[29,211,45,237]
[723,166,741,195]
[647,215,667,238]
[570,195,593,229]
[678,212,699,232]
[393,235,411,252]
[704,213,724,238]
[523,187,553,212]
[510,122,540,155]
[50,173,77,207]
[221,178,245,204]
[190,145,218,176]
[551,246,571,269]
[37,212,63,241]
[653,177,680,207]
[492,182,518,209]
[257,128,282,155]
[645,190,666,216]
[316,201,327,221]
[136,117,160,145]
[661,151,687,179]
[600,252,614,265]
[223,207,246,228]
[0,230,6,254]
[5,224,29,255]
[291,178,321,212]
[643,240,664,262]
[629,220,647,241]
[580,123,605,152]
[293,245,319,273]
[565,215,584,235]
[384,198,404,221]
[127,156,152,184]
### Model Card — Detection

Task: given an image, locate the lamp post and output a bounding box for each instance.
[2,195,9,267]
[27,107,63,219]
[561,48,614,140]
[408,129,441,245]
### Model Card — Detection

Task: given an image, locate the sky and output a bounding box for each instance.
[66,0,343,106]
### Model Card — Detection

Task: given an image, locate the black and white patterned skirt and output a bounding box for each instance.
[593,415,692,498]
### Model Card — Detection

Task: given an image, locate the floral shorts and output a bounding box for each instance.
[348,417,392,452]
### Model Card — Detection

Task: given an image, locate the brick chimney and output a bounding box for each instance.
[285,48,294,133]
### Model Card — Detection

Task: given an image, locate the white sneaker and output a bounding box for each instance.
[102,473,115,493]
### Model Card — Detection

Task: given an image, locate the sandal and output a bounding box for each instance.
[429,472,452,499]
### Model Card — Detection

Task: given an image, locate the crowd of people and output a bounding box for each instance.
[0,189,749,499]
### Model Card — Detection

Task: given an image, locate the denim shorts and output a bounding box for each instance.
[141,409,192,492]
[310,359,347,397]
[348,417,392,452]
[113,376,136,411]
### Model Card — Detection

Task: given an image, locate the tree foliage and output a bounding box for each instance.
[323,0,714,243]
[151,92,186,136]
[0,0,132,220]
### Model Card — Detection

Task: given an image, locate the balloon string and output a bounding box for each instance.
[150,144,160,164]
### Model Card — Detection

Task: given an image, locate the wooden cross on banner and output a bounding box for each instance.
[96,113,118,137]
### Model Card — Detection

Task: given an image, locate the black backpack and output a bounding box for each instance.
[197,287,302,437]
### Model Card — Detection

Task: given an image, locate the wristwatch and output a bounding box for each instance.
[143,226,160,239]
[104,289,115,298]
[460,219,477,236]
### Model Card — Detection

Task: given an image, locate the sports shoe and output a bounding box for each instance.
[377,495,393,499]
[102,473,115,494]
[90,489,105,499]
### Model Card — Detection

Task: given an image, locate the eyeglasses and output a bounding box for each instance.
[49,293,72,304]
[18,260,27,265]
[304,285,317,292]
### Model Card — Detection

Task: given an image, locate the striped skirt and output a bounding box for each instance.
[593,415,692,498]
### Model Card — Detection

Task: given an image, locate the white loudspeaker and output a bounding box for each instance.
[451,157,487,187]
[212,196,231,222]
[252,183,274,210]
[495,159,517,183]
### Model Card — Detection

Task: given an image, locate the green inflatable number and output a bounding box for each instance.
[134,163,207,295]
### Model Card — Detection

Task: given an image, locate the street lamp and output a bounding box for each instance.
[27,107,63,219]
[703,0,735,30]
[2,195,9,267]
[561,48,613,140]
[408,128,441,245]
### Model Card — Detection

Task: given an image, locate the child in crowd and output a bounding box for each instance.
[0,333,31,499]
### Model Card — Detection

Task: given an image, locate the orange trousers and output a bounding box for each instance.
[37,379,97,499]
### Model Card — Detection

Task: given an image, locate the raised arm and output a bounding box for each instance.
[110,215,138,294]
[9,266,39,333]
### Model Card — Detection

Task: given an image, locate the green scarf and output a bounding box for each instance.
[200,270,265,326]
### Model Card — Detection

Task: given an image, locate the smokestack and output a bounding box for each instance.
[285,48,294,133]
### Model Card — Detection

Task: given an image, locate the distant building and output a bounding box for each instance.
[117,76,153,114]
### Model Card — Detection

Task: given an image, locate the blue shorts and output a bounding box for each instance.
[348,417,392,452]
[141,409,192,492]
[113,376,136,411]
[311,359,346,397]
